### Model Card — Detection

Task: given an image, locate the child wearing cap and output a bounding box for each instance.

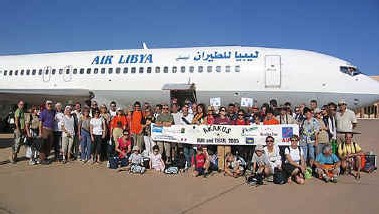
[251,144,271,177]
[127,146,145,174]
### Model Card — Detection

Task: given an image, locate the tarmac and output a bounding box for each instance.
[0,119,378,214]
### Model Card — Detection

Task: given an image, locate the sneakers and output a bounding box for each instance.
[331,176,338,183]
[322,174,330,183]
[28,160,36,165]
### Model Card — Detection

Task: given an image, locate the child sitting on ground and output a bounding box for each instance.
[172,148,186,172]
[251,144,271,178]
[128,146,146,174]
[150,145,165,172]
[192,146,209,177]
[224,152,244,178]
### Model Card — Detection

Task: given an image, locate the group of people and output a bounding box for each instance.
[10,97,366,183]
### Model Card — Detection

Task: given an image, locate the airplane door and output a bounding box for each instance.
[265,55,281,87]
[63,65,73,82]
[42,66,52,82]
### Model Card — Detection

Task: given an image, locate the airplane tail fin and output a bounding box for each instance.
[142,42,149,50]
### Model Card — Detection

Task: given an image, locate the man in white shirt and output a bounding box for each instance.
[179,105,194,125]
[336,99,357,132]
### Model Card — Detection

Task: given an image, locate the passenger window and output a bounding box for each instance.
[123,67,128,74]
[235,65,240,72]
[80,68,84,74]
[87,68,91,74]
[101,68,105,74]
[94,68,99,74]
[131,67,136,73]
[21,70,25,76]
[15,70,18,76]
[39,69,43,75]
[73,68,78,74]
[163,66,168,73]
[58,69,63,74]
[52,69,56,75]
[26,69,30,75]
[189,66,194,73]
[9,70,13,76]
[180,66,185,73]
[147,67,152,73]
[139,67,144,73]
[198,66,203,73]
[207,66,212,72]
[65,69,69,75]
[225,66,231,72]
[172,66,177,73]
[108,68,113,74]
[32,69,36,75]
[116,67,121,74]
[216,66,221,72]
[4,70,7,76]
[155,67,160,73]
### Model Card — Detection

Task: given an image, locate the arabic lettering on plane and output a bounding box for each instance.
[193,51,259,62]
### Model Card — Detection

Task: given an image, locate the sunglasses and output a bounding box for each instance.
[266,140,274,142]
[153,150,159,152]
[238,114,244,116]
[163,107,169,110]
[220,109,226,112]
[95,112,100,114]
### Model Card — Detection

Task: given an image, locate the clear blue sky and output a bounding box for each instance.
[1,0,378,75]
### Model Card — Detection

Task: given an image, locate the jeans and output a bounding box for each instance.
[12,129,24,154]
[183,144,194,168]
[80,130,92,161]
[300,144,315,163]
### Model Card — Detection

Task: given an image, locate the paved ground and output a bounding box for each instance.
[0,120,378,214]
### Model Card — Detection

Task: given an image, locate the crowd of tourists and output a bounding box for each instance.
[10,97,371,184]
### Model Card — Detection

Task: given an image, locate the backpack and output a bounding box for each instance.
[109,157,119,169]
[131,164,146,174]
[164,166,179,174]
[363,154,377,173]
[273,168,287,184]
[246,173,264,185]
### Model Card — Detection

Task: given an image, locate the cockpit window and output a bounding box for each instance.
[340,66,361,76]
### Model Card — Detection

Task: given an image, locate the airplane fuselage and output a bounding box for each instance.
[1,46,379,109]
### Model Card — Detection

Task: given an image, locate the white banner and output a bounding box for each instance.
[151,124,299,146]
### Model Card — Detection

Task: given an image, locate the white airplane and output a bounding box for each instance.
[1,45,379,110]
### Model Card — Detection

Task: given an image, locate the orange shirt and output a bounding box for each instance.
[110,115,127,130]
[263,118,279,125]
[130,111,143,134]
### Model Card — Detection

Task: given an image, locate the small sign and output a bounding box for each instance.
[241,97,253,107]
[210,97,221,107]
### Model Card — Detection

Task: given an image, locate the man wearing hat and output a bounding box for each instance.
[336,99,357,135]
